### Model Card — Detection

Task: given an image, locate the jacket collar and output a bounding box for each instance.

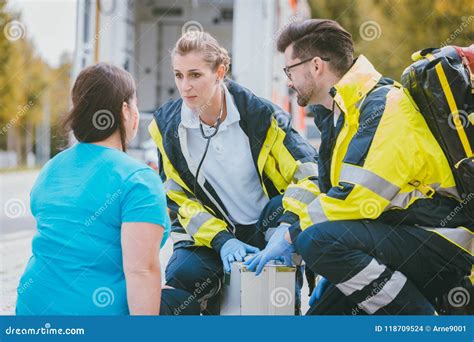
[330,55,382,115]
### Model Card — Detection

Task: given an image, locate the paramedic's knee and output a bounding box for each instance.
[295,221,345,273]
[165,247,223,300]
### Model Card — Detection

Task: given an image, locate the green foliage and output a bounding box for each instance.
[308,0,474,79]
[0,1,71,164]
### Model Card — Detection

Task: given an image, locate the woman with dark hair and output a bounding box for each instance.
[15,63,198,315]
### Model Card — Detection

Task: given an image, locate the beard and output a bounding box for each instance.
[295,74,316,107]
[296,91,312,107]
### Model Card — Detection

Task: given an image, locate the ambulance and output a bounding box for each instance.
[73,0,316,161]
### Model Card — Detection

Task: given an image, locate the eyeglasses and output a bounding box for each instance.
[283,56,330,81]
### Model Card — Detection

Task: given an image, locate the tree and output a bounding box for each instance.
[308,0,474,79]
[0,1,72,166]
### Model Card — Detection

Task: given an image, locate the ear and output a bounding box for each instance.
[311,57,324,76]
[132,110,139,130]
[122,102,131,122]
[216,64,226,81]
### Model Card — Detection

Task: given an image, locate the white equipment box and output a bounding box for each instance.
[220,260,296,315]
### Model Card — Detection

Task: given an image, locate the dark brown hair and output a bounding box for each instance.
[277,19,354,76]
[63,63,136,151]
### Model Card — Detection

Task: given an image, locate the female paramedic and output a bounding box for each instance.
[148,31,318,314]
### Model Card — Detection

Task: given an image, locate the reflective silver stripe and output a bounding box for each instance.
[339,164,400,201]
[294,162,318,181]
[170,232,194,243]
[284,187,318,204]
[186,212,214,236]
[421,227,473,253]
[336,259,386,296]
[386,189,425,209]
[358,270,407,314]
[306,198,328,224]
[387,185,461,210]
[164,179,183,193]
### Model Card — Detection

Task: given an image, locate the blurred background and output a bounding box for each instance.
[0,0,473,315]
[0,0,472,170]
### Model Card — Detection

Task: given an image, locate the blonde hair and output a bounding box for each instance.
[171,32,231,75]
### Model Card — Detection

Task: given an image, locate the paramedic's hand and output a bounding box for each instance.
[220,239,260,273]
[244,224,295,276]
[309,277,329,307]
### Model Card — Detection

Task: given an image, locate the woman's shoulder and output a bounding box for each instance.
[72,143,157,183]
[105,148,157,180]
[36,145,77,176]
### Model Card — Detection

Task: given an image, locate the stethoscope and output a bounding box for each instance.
[193,85,225,196]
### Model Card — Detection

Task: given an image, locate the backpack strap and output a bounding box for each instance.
[408,179,435,198]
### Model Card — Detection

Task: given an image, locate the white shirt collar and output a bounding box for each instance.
[181,83,240,130]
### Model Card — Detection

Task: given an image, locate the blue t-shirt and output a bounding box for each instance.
[16,143,170,315]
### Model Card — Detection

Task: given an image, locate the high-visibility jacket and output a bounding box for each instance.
[287,55,473,256]
[148,79,318,251]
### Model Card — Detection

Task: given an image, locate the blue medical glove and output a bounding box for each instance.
[220,238,260,273]
[309,277,329,306]
[244,224,294,276]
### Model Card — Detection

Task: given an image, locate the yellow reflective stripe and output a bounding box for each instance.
[189,218,228,248]
[424,53,435,61]
[149,120,228,248]
[148,121,191,192]
[267,121,297,185]
[339,164,400,201]
[294,162,318,181]
[421,226,473,256]
[179,208,228,248]
[469,113,474,125]
[257,119,279,196]
[434,62,472,157]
